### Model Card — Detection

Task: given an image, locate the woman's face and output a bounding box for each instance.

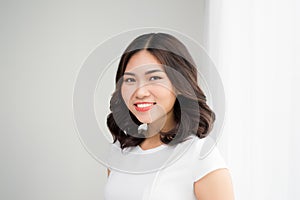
[121,50,177,129]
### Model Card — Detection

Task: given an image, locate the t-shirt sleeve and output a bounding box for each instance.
[193,139,228,182]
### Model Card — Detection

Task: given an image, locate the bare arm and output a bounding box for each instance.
[194,168,234,200]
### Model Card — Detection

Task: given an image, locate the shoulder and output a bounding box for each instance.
[194,168,235,200]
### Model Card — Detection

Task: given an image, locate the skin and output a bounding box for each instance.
[121,50,177,145]
[108,50,235,200]
[194,168,235,200]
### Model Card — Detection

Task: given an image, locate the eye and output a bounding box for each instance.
[149,76,162,81]
[124,77,136,83]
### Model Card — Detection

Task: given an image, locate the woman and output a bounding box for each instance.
[105,33,234,199]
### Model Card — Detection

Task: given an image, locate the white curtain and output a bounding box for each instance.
[204,0,300,199]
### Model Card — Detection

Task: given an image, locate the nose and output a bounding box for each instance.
[134,83,151,99]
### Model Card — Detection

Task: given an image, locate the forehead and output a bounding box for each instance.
[125,50,164,72]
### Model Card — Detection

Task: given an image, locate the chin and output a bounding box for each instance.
[136,118,152,124]
[132,111,164,125]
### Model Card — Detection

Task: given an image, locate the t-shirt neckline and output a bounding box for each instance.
[136,143,168,153]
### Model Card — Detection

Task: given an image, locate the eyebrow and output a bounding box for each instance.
[145,69,164,75]
[124,69,164,76]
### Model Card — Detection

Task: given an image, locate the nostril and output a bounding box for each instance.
[135,87,151,97]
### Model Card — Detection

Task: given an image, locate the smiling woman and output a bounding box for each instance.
[121,51,177,135]
[105,33,234,200]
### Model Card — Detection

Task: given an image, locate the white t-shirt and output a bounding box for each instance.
[104,135,227,200]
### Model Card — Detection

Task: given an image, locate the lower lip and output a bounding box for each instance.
[134,104,154,112]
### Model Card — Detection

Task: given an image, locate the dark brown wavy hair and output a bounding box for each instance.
[106,33,215,149]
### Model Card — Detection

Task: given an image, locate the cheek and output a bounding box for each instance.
[121,85,134,105]
[156,86,176,107]
[164,87,177,108]
[166,94,177,108]
[159,82,176,99]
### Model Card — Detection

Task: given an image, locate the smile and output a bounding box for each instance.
[134,102,156,112]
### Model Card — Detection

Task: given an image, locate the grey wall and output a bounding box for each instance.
[0,1,205,199]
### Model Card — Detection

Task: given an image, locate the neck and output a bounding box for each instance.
[140,110,176,150]
[139,134,162,150]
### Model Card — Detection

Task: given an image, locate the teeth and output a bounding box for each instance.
[136,103,153,108]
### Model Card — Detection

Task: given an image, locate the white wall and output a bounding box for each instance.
[204,0,300,199]
[0,1,206,199]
